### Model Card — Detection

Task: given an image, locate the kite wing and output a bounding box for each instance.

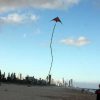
[52,17,62,24]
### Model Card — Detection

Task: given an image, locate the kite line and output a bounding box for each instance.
[49,23,56,75]
[48,17,62,75]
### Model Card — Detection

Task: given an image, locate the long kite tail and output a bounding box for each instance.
[49,23,57,75]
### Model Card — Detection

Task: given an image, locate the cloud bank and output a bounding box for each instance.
[61,36,90,47]
[0,0,80,13]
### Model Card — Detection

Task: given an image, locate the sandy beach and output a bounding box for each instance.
[0,83,96,100]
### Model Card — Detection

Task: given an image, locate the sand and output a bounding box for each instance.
[0,84,96,100]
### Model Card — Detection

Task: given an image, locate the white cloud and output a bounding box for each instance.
[30,15,39,21]
[0,0,80,13]
[61,36,90,47]
[0,13,23,23]
[0,13,38,24]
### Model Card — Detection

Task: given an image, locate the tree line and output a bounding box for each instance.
[0,70,49,86]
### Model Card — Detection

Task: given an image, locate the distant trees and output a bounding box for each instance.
[0,70,1,80]
[0,70,1,85]
[0,69,48,86]
[0,70,6,83]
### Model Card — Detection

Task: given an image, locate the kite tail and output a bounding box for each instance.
[49,23,56,75]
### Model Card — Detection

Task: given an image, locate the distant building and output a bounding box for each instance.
[69,79,73,87]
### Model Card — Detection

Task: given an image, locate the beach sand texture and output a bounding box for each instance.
[0,84,96,100]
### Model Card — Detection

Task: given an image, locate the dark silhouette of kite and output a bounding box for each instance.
[52,17,62,24]
[48,17,62,84]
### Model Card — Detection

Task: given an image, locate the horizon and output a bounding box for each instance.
[0,0,100,88]
[0,69,99,89]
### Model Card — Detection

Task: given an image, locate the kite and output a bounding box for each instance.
[48,17,62,78]
[52,17,62,24]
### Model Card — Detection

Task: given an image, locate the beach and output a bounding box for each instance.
[0,84,96,100]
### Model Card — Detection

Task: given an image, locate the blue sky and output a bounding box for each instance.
[0,0,100,86]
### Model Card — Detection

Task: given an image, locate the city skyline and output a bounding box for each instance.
[0,0,100,87]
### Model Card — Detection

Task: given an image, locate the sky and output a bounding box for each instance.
[0,0,100,88]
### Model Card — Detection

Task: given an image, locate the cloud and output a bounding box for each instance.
[0,0,80,13]
[0,13,38,24]
[0,13,23,24]
[60,36,90,47]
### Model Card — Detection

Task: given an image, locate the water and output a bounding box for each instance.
[74,82,99,89]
